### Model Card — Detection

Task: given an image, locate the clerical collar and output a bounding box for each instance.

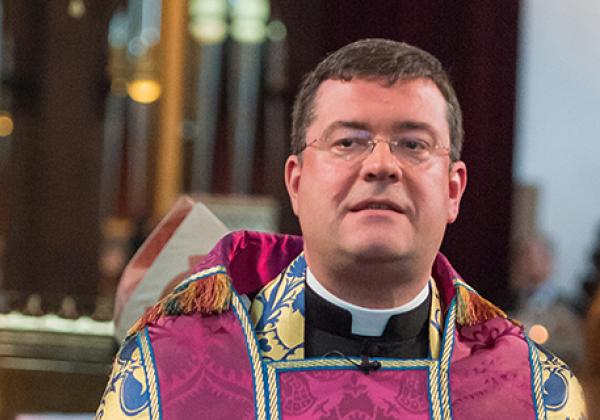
[306,267,430,336]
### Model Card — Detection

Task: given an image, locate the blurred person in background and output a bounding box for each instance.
[510,234,583,367]
[575,225,600,317]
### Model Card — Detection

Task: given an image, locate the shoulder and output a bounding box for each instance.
[96,333,157,419]
[533,343,587,419]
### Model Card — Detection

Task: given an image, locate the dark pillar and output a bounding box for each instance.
[4,1,113,303]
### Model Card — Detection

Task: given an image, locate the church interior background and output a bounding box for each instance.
[0,0,598,418]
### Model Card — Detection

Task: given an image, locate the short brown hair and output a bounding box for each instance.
[291,38,463,161]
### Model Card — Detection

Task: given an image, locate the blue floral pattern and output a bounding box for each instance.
[251,255,307,361]
[538,344,570,411]
[535,342,587,418]
[95,336,150,419]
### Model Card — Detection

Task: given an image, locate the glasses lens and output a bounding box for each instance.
[391,136,433,165]
[325,128,372,160]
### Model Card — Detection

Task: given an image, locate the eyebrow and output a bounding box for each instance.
[391,121,437,136]
[321,120,369,137]
[322,120,438,138]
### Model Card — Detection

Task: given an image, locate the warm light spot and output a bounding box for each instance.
[0,113,14,137]
[127,79,162,104]
[68,0,86,19]
[529,324,549,344]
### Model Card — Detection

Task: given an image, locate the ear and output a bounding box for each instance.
[285,155,302,216]
[447,161,467,224]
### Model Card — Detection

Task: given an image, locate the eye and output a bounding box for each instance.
[337,138,357,148]
[331,137,368,150]
[397,138,431,152]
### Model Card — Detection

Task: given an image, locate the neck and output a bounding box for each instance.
[304,250,433,309]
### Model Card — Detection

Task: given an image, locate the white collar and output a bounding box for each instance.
[306,267,430,336]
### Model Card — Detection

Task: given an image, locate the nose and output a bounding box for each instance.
[359,141,402,182]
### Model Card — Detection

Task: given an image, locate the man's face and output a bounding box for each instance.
[285,78,467,268]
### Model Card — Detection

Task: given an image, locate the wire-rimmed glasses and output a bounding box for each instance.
[300,126,451,166]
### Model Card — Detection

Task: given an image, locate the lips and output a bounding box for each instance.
[349,199,404,213]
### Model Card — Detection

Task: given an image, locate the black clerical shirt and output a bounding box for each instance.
[304,284,431,359]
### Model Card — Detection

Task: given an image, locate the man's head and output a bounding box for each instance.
[291,38,464,162]
[285,39,467,300]
[512,234,554,290]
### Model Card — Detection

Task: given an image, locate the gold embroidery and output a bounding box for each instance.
[251,255,307,361]
[429,278,443,359]
[95,337,151,420]
[252,258,443,365]
[537,344,587,419]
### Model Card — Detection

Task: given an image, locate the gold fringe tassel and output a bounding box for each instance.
[455,286,507,327]
[128,273,232,336]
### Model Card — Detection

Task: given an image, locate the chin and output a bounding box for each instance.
[343,242,408,264]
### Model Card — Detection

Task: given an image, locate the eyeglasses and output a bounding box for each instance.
[299,127,451,166]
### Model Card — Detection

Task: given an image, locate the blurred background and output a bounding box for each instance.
[0,0,599,418]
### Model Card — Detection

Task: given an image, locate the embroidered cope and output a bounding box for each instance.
[96,231,586,419]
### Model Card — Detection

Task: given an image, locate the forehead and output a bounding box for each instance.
[310,77,449,138]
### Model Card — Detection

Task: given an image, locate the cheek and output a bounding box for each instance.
[296,171,323,221]
[410,174,450,219]
[298,163,353,210]
[298,177,336,219]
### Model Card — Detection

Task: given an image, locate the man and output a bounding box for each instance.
[509,234,583,366]
[96,39,586,419]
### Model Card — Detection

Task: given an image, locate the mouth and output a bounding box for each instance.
[349,200,404,213]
